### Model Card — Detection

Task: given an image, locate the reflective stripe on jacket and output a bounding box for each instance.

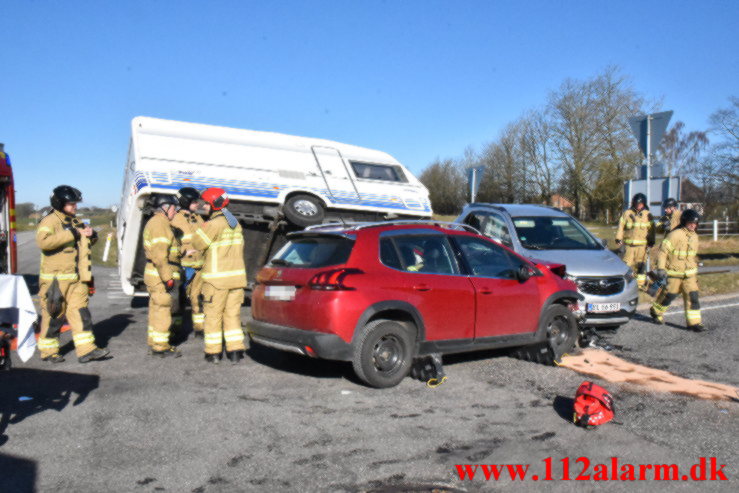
[616,209,655,246]
[36,210,92,282]
[171,210,205,268]
[143,213,178,283]
[192,211,247,289]
[658,227,699,278]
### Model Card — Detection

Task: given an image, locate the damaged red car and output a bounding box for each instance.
[248,221,583,388]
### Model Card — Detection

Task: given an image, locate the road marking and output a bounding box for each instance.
[664,301,739,316]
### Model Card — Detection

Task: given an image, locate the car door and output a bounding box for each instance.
[311,146,360,202]
[452,235,542,338]
[379,231,475,341]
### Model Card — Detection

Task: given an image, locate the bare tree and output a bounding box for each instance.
[658,121,709,176]
[419,158,467,215]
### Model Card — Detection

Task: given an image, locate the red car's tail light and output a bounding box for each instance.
[309,268,363,290]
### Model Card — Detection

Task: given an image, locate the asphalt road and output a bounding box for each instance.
[1,232,737,492]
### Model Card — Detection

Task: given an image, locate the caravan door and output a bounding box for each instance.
[311,146,359,204]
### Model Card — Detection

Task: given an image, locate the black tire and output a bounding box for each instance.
[283,194,325,227]
[352,319,415,388]
[542,304,578,364]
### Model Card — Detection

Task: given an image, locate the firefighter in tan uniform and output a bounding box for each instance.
[615,193,655,290]
[192,187,247,364]
[36,186,110,363]
[171,187,206,337]
[659,198,682,237]
[650,209,704,331]
[143,194,182,357]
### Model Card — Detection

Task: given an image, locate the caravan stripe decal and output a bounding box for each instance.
[132,172,431,212]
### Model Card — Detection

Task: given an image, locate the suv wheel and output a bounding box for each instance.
[510,304,578,365]
[543,304,578,363]
[352,319,414,388]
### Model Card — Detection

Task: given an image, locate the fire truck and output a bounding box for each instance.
[0,143,17,274]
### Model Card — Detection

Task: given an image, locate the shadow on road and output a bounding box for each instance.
[552,395,575,423]
[247,343,349,380]
[93,313,135,348]
[58,313,134,356]
[0,452,37,493]
[0,368,100,446]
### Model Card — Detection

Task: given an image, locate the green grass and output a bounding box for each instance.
[91,226,118,267]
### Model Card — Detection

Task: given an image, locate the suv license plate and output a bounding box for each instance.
[265,286,296,301]
[587,302,620,313]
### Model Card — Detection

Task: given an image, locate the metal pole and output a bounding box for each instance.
[713,219,718,242]
[646,115,652,215]
[471,169,477,203]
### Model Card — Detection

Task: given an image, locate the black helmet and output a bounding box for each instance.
[680,209,700,227]
[150,194,179,210]
[50,185,82,211]
[176,187,200,209]
[631,193,647,209]
[662,197,678,209]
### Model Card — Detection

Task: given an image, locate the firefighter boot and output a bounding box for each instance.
[688,323,706,332]
[152,347,182,358]
[42,354,65,363]
[226,350,244,364]
[78,347,110,364]
[650,307,664,325]
[205,353,221,364]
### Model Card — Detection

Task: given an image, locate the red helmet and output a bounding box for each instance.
[201,187,229,211]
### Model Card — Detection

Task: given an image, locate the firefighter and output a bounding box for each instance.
[36,186,109,363]
[192,187,247,363]
[660,198,682,237]
[171,187,206,337]
[615,193,655,290]
[650,209,704,331]
[143,194,182,357]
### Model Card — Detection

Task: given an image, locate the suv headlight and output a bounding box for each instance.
[624,268,635,282]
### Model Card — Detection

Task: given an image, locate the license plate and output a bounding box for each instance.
[265,286,296,301]
[587,302,621,313]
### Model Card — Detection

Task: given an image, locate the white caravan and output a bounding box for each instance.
[117,116,431,295]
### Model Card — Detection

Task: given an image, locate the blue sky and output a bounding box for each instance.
[2,0,737,207]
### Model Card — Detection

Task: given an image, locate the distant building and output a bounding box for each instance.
[547,194,575,214]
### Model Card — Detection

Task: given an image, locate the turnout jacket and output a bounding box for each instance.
[616,208,655,247]
[36,210,96,283]
[171,210,205,268]
[143,213,180,285]
[660,209,682,237]
[192,211,246,289]
[658,227,699,278]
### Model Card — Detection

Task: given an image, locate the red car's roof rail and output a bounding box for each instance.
[304,220,482,235]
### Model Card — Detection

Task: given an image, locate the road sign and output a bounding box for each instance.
[467,166,485,202]
[629,111,673,158]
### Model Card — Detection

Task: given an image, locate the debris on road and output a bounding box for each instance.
[560,349,739,401]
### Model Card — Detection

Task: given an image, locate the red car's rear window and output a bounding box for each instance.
[270,236,354,268]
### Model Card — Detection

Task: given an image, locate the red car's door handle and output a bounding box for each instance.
[479,288,493,295]
[413,284,431,292]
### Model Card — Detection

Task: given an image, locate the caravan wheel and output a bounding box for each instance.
[284,194,325,227]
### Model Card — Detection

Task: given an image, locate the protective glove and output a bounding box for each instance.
[615,239,622,246]
[655,269,667,280]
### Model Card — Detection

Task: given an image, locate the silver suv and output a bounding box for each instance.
[455,204,638,329]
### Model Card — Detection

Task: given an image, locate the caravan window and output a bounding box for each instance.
[350,162,407,182]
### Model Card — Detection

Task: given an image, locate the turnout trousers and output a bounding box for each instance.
[187,269,205,333]
[201,282,246,355]
[37,279,98,358]
[623,245,648,289]
[147,281,174,352]
[651,276,702,326]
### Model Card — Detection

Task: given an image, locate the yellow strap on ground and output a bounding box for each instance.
[426,376,447,388]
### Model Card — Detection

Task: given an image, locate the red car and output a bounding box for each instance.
[248,222,582,388]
